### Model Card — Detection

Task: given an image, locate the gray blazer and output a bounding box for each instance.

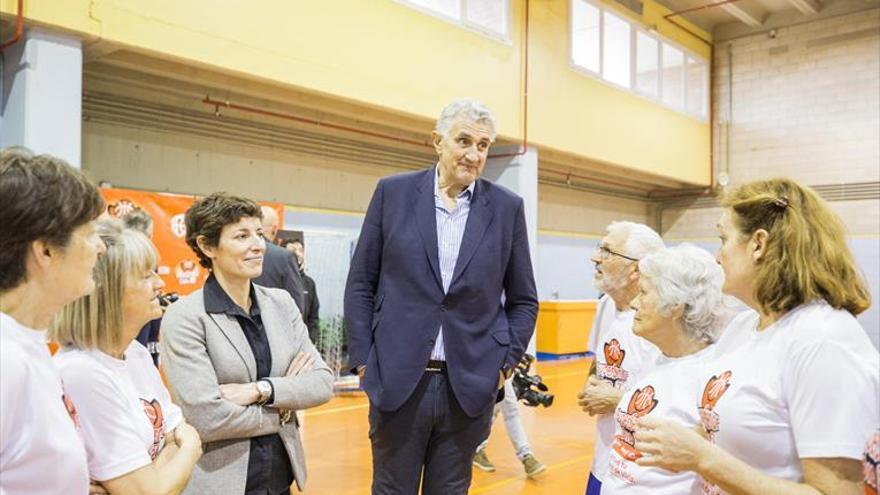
[160,284,334,494]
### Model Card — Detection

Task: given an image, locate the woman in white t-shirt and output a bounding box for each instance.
[602,244,729,495]
[631,178,879,495]
[49,219,202,494]
[0,148,107,495]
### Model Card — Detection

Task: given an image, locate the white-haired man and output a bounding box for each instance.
[345,98,538,494]
[577,221,664,495]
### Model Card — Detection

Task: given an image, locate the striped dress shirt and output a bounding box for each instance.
[430,166,475,361]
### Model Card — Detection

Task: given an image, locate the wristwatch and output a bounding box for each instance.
[256,379,273,406]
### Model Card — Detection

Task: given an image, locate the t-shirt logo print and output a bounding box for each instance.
[865,431,880,495]
[613,385,658,462]
[599,338,630,388]
[62,394,81,430]
[699,371,733,495]
[141,398,165,460]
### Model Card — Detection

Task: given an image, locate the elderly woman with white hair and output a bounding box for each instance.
[600,244,729,494]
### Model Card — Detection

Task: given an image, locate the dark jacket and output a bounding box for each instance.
[299,269,320,344]
[344,168,538,418]
[254,242,305,313]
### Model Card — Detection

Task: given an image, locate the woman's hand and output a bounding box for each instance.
[577,376,622,416]
[285,351,315,377]
[88,481,108,494]
[219,382,260,406]
[172,421,203,459]
[634,416,711,473]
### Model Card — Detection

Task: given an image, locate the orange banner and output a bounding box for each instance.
[100,187,283,296]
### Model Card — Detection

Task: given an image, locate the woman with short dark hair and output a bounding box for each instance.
[0,147,106,495]
[161,192,333,494]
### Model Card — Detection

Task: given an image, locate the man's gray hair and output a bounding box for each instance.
[638,244,727,344]
[436,98,497,139]
[606,221,664,260]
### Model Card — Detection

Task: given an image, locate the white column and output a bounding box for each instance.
[1,28,82,167]
[484,145,539,355]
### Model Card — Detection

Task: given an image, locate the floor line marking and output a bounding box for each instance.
[469,454,592,494]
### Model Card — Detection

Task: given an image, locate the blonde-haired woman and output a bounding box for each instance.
[632,178,879,495]
[50,219,202,494]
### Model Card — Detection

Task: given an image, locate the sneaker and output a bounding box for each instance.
[521,453,546,478]
[472,449,496,472]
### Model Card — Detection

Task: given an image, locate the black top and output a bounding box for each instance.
[298,268,320,344]
[204,275,293,495]
[135,318,162,367]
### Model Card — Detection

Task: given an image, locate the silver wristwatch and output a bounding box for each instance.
[256,379,273,406]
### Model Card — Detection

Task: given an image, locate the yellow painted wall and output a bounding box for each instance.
[2,0,711,185]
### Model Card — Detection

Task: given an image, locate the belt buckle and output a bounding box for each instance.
[426,360,444,372]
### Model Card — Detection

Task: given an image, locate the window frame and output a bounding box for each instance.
[397,0,513,43]
[569,0,709,121]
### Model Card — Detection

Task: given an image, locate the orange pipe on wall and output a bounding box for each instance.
[0,0,25,52]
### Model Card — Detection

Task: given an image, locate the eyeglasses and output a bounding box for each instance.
[596,245,639,262]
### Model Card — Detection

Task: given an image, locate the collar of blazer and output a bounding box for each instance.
[413,168,495,292]
[204,283,291,382]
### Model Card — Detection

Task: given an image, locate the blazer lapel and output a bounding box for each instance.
[208,312,257,381]
[414,170,443,291]
[451,181,494,287]
[255,288,292,377]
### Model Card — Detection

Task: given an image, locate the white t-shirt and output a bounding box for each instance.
[588,295,661,482]
[54,341,183,482]
[602,345,717,495]
[0,312,90,495]
[696,302,880,490]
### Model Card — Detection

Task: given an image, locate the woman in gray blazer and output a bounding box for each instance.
[160,193,333,495]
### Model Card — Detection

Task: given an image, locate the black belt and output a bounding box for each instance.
[426,360,447,372]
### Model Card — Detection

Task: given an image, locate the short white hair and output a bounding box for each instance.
[606,221,664,259]
[638,243,726,344]
[436,98,497,140]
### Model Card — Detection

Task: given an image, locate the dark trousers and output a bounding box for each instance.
[369,371,494,495]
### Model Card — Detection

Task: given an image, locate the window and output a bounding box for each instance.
[661,43,684,110]
[465,0,508,37]
[635,30,659,98]
[400,0,510,40]
[408,0,459,17]
[686,57,707,116]
[602,11,631,88]
[571,0,600,73]
[570,0,708,119]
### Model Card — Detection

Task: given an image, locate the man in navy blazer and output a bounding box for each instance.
[345,99,538,494]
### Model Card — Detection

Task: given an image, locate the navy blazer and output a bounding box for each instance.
[254,242,305,314]
[344,168,538,417]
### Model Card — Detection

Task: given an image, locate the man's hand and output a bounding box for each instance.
[577,376,622,416]
[356,365,366,379]
[219,382,260,406]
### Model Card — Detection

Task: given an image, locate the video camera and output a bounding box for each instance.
[158,292,179,308]
[511,353,554,408]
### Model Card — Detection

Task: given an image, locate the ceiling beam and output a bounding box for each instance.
[787,0,821,15]
[720,2,766,27]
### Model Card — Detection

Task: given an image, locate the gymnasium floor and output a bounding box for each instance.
[301,357,596,494]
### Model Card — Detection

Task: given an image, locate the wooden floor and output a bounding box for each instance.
[301,357,596,494]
